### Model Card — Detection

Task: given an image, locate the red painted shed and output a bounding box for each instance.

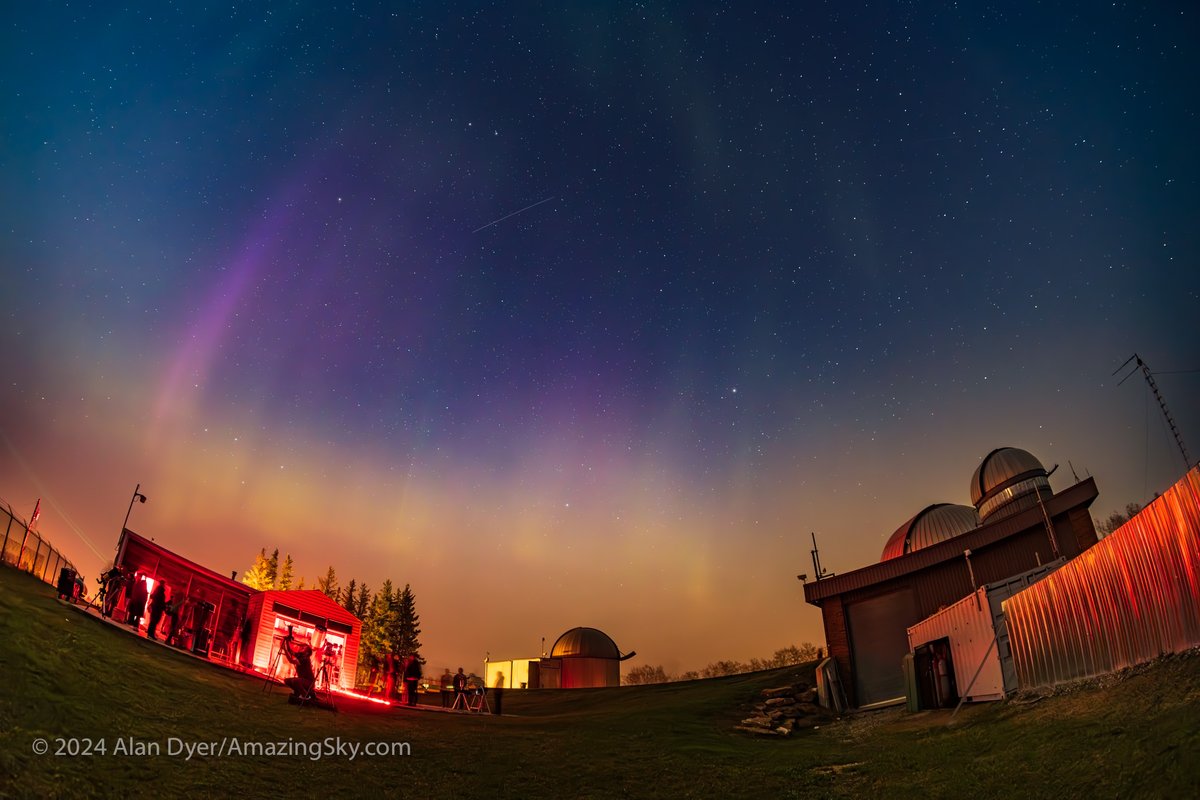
[243,590,362,690]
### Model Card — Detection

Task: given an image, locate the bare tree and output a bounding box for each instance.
[1095,502,1143,536]
[623,665,672,685]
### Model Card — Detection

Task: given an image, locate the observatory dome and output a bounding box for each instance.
[550,627,621,659]
[970,447,1052,523]
[880,503,981,561]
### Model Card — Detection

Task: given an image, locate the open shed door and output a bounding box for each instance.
[847,589,917,706]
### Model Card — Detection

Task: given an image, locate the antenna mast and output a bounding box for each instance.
[1115,353,1192,470]
[810,532,833,582]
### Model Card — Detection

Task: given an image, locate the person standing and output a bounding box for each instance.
[100,568,123,618]
[452,666,467,707]
[403,656,423,707]
[439,668,454,707]
[146,581,167,640]
[492,672,504,716]
[163,595,182,644]
[128,572,148,629]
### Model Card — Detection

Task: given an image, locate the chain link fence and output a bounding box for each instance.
[1,500,79,591]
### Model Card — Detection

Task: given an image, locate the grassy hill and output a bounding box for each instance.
[1,564,1198,799]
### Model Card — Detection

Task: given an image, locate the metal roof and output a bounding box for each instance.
[880,503,980,560]
[550,626,621,659]
[970,447,1047,507]
[804,478,1098,604]
[117,529,253,597]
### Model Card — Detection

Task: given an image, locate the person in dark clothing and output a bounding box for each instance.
[281,630,315,702]
[403,656,423,706]
[98,568,124,618]
[492,672,504,715]
[146,582,167,640]
[382,654,398,700]
[439,668,454,707]
[127,573,148,629]
[452,667,467,708]
[120,568,134,615]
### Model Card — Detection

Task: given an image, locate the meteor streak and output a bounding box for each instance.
[472,195,556,233]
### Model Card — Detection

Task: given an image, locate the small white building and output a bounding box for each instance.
[907,560,1063,706]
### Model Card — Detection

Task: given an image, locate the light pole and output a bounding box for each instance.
[122,483,148,533]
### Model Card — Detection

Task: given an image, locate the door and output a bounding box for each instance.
[847,588,918,706]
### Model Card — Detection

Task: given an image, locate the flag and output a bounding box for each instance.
[30,498,41,528]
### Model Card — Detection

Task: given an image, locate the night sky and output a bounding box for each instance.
[2,3,1197,675]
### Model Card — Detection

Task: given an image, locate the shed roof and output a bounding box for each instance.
[118,529,253,597]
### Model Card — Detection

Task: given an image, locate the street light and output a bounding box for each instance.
[122,483,148,534]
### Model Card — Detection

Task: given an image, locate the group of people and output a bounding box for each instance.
[97,567,187,644]
[368,653,426,705]
[437,667,498,712]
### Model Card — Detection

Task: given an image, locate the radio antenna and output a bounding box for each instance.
[810,532,833,582]
[1114,354,1191,470]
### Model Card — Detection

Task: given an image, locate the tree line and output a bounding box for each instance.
[240,548,423,680]
[1093,502,1143,537]
[622,643,823,685]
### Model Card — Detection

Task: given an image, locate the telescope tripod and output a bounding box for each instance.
[262,637,287,693]
[309,657,338,712]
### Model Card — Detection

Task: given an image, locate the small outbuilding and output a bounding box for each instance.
[243,589,362,690]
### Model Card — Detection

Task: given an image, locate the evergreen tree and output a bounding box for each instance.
[359,580,395,669]
[316,566,339,602]
[241,548,274,591]
[266,548,280,589]
[355,583,371,619]
[296,576,307,591]
[342,579,358,613]
[278,555,295,591]
[393,583,422,659]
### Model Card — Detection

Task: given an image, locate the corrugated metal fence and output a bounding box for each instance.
[1,501,78,589]
[1003,466,1200,690]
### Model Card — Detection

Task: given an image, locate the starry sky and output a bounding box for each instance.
[2,3,1197,676]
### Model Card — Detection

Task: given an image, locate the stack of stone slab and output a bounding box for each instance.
[735,682,834,736]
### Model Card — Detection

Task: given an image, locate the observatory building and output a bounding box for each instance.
[487,626,635,689]
[538,626,636,688]
[803,447,1099,708]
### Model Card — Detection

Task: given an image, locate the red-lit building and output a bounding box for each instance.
[803,447,1100,708]
[112,529,361,687]
[113,529,253,661]
[243,589,361,690]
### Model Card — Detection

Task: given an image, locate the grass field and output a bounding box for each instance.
[1,564,1198,799]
